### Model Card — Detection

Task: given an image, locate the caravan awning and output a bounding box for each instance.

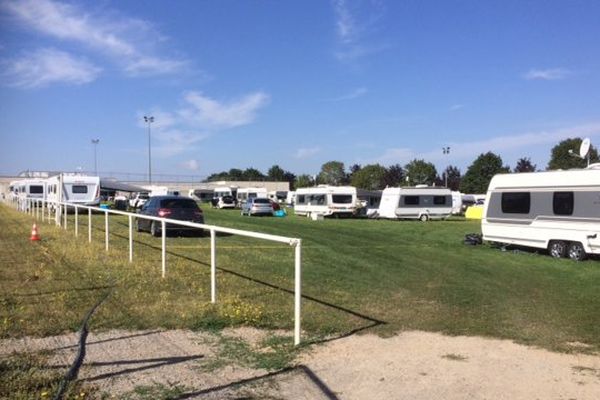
[100,179,145,193]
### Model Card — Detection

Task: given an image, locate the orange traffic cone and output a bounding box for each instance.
[30,223,41,241]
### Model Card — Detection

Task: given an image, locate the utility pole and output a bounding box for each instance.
[144,116,154,184]
[91,139,100,175]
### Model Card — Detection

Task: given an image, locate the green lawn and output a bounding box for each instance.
[1,203,599,353]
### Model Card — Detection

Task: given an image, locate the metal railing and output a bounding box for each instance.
[11,196,303,345]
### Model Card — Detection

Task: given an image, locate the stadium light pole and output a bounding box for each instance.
[144,116,154,184]
[442,146,450,187]
[91,139,100,176]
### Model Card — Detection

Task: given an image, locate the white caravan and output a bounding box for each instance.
[482,167,600,261]
[236,187,268,205]
[294,186,357,218]
[377,187,453,221]
[46,174,101,207]
[451,191,463,214]
[13,179,46,200]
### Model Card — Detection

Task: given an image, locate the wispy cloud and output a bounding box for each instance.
[323,87,368,102]
[140,90,270,157]
[180,159,199,171]
[1,0,187,79]
[332,0,386,62]
[524,68,571,81]
[449,104,464,111]
[179,91,270,130]
[295,147,322,159]
[0,47,101,88]
[371,123,600,166]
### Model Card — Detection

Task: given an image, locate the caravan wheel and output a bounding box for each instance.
[567,242,587,261]
[419,214,429,222]
[548,241,567,258]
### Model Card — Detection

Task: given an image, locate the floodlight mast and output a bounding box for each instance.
[442,146,450,187]
[144,116,154,184]
[91,139,100,175]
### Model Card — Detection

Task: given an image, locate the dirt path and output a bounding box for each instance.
[2,329,599,399]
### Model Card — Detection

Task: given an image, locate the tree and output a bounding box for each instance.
[350,164,387,190]
[242,167,264,181]
[547,138,599,170]
[283,171,296,190]
[267,165,286,181]
[317,161,346,185]
[295,174,314,188]
[438,165,461,190]
[228,168,244,180]
[404,159,437,186]
[514,157,537,173]
[383,164,404,187]
[460,152,509,193]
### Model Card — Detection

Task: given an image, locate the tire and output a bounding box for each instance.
[136,220,143,232]
[419,214,429,222]
[150,221,161,237]
[567,242,587,261]
[548,240,567,258]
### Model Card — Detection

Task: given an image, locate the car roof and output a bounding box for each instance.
[151,195,188,200]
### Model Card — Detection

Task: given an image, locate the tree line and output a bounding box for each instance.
[205,137,598,193]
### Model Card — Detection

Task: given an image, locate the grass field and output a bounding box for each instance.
[1,203,599,355]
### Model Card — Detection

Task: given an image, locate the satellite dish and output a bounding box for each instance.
[580,138,591,158]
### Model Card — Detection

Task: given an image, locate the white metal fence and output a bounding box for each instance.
[9,196,303,345]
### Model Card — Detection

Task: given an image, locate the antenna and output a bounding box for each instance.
[580,137,591,158]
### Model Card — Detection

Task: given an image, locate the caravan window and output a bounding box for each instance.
[433,196,447,205]
[553,192,574,215]
[72,185,88,194]
[332,194,353,204]
[309,194,326,205]
[403,196,420,205]
[296,195,306,204]
[501,192,530,214]
[29,185,44,194]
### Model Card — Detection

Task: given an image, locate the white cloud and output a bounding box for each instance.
[180,159,199,171]
[332,0,385,62]
[295,147,322,159]
[2,0,186,76]
[524,68,571,81]
[449,104,464,111]
[140,90,270,157]
[1,47,101,88]
[371,123,600,166]
[323,87,368,102]
[180,91,270,129]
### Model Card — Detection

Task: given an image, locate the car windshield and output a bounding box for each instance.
[159,199,199,209]
[253,198,270,204]
[139,193,149,199]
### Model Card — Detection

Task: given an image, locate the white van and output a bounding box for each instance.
[46,174,101,207]
[482,166,600,261]
[377,187,453,221]
[294,186,357,218]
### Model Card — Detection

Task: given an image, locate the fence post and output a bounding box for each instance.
[294,239,302,346]
[129,215,133,263]
[63,204,67,229]
[161,220,166,278]
[75,206,78,237]
[104,210,109,251]
[88,208,92,243]
[211,229,216,303]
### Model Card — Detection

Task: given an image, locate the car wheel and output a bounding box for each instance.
[150,221,161,237]
[548,240,567,258]
[567,242,587,261]
[136,219,143,232]
[419,214,429,222]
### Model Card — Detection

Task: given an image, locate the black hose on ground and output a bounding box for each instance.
[53,289,113,400]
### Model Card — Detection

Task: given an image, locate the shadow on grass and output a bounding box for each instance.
[173,364,339,400]
[52,330,164,351]
[12,285,116,298]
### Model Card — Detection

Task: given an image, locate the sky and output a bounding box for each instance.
[1,0,600,180]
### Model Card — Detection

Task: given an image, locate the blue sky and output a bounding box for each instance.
[1,0,600,179]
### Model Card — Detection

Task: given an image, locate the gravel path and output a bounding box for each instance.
[2,329,599,399]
